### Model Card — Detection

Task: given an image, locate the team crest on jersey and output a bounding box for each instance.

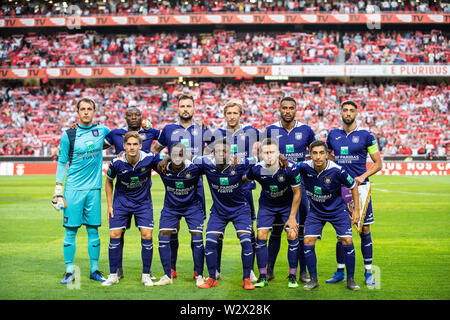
[295,132,302,140]
[277,174,285,182]
[192,129,198,136]
[92,129,99,137]
[140,166,147,172]
[230,168,237,176]
[185,172,192,179]
[324,176,332,184]
[352,136,360,143]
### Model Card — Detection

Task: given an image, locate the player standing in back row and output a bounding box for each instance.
[325,100,382,286]
[52,98,110,284]
[151,94,209,279]
[208,100,260,282]
[264,96,316,283]
[103,106,160,281]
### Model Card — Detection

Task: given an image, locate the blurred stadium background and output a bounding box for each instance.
[0,0,449,301]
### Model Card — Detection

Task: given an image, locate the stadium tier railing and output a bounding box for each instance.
[1,64,448,79]
[0,13,449,28]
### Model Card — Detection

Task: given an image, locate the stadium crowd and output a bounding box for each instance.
[1,0,448,17]
[0,80,448,158]
[0,29,447,67]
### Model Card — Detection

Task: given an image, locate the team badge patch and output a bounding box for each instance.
[92,129,99,137]
[295,132,302,140]
[185,172,192,179]
[324,176,332,184]
[230,169,236,176]
[277,174,285,182]
[64,217,68,224]
[352,136,360,143]
[192,129,198,136]
[140,167,147,172]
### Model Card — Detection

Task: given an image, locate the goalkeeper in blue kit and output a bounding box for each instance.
[52,98,110,284]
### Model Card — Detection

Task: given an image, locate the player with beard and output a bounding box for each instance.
[325,100,382,286]
[151,94,209,280]
[263,97,316,284]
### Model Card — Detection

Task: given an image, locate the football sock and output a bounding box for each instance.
[336,239,345,272]
[304,244,317,279]
[267,225,283,270]
[86,226,100,273]
[170,232,179,270]
[250,230,257,270]
[287,238,299,273]
[298,234,306,273]
[158,235,171,278]
[360,232,373,273]
[216,236,223,273]
[255,238,268,275]
[239,233,253,280]
[191,234,204,276]
[343,243,356,279]
[108,237,122,274]
[117,231,124,270]
[141,238,153,274]
[205,233,218,279]
[63,227,78,274]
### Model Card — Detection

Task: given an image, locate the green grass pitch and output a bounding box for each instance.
[0,175,449,300]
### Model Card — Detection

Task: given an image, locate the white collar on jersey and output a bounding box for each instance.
[305,159,341,176]
[176,120,196,130]
[120,150,148,167]
[273,120,305,134]
[343,121,363,136]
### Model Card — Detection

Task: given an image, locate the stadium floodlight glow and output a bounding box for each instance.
[178,77,183,82]
[188,81,194,87]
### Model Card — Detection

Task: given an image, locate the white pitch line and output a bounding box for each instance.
[372,187,450,196]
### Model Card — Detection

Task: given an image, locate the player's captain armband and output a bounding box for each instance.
[367,141,379,154]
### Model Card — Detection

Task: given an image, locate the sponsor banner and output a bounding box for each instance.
[0,161,448,176]
[0,13,448,28]
[1,64,448,79]
[0,65,272,79]
[272,64,449,77]
[376,162,450,176]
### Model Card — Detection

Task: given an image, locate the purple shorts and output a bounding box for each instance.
[304,210,352,239]
[109,208,154,230]
[206,208,253,235]
[256,203,299,230]
[159,203,204,233]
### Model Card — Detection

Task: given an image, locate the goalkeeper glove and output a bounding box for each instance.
[52,185,66,211]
